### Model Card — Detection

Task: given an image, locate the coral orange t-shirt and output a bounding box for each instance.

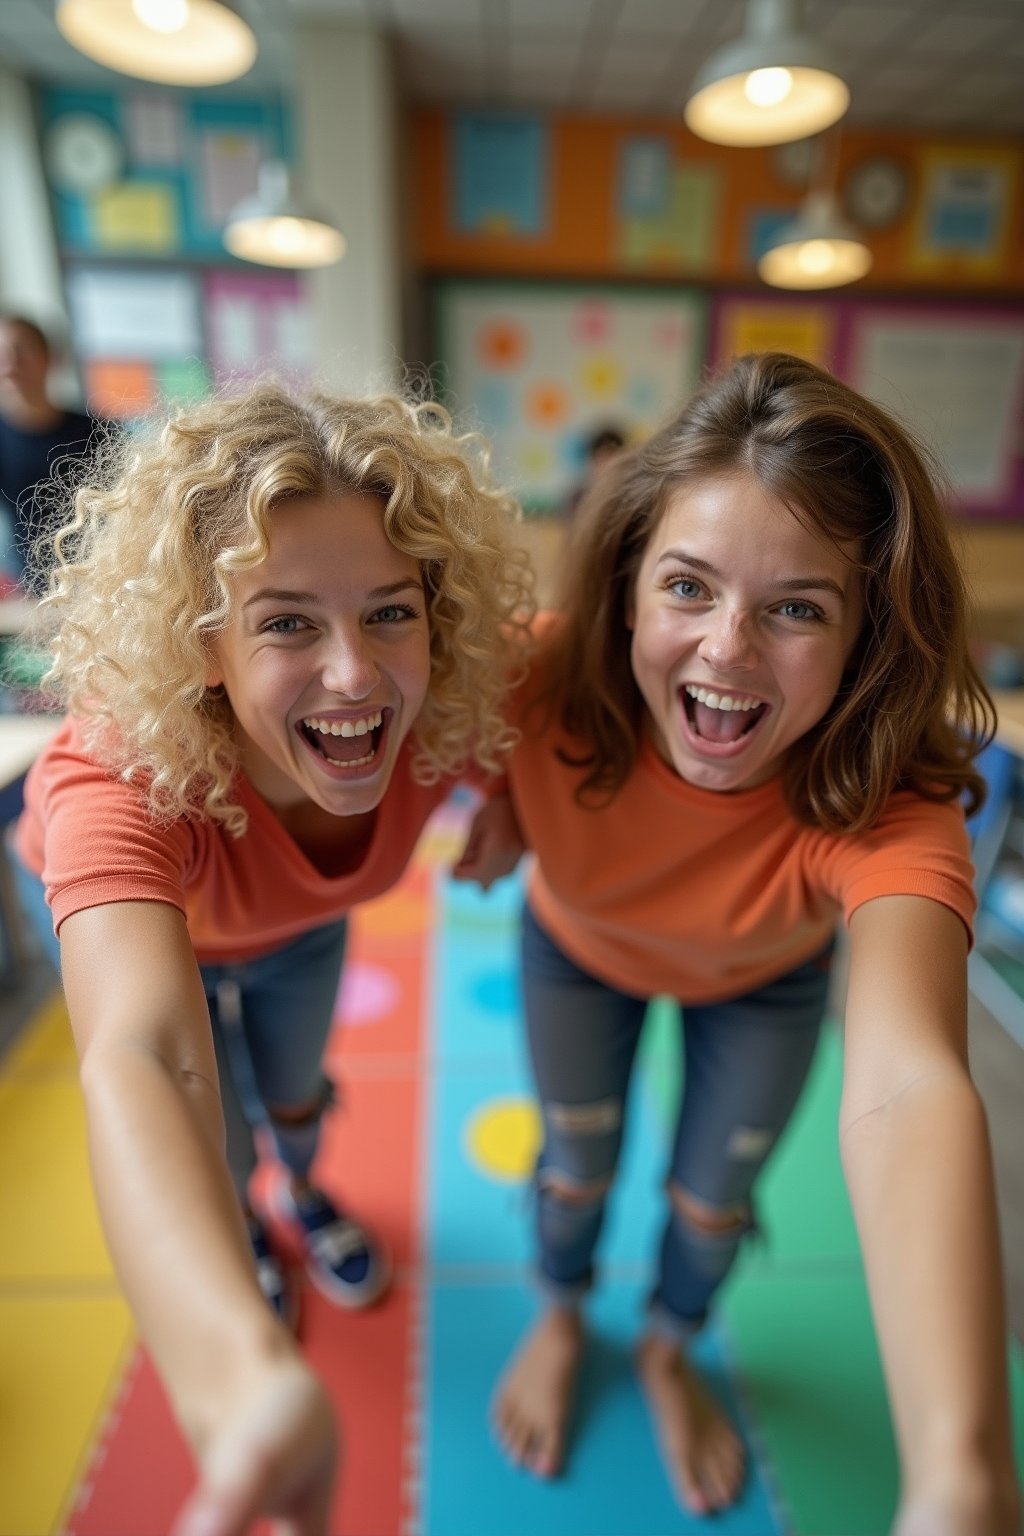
[505,671,976,1005]
[15,716,454,964]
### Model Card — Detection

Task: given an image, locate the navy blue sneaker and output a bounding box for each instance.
[278,1186,391,1309]
[246,1213,297,1329]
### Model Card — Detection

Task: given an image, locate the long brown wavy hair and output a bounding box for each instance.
[34,382,535,835]
[544,351,993,833]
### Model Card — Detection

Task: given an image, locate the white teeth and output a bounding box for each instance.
[684,685,760,712]
[303,709,383,736]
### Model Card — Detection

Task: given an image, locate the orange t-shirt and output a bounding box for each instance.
[15,716,453,964]
[505,670,976,1005]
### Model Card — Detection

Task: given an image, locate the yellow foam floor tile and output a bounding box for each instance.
[3,991,76,1076]
[0,1294,133,1536]
[0,1075,113,1282]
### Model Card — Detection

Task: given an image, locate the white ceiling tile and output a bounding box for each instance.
[0,0,1018,137]
[904,12,1018,53]
[812,4,921,48]
[507,0,596,20]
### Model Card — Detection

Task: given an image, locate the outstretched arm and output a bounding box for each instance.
[841,895,1019,1536]
[61,900,337,1536]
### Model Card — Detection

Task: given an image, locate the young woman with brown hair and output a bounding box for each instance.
[479,352,1018,1533]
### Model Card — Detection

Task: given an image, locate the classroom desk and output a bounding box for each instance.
[0,713,61,982]
[0,597,38,636]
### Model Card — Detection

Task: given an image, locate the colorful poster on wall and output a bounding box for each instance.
[92,181,179,252]
[452,114,549,236]
[617,137,719,270]
[714,299,835,369]
[68,267,203,359]
[850,310,1024,509]
[910,147,1015,277]
[438,283,706,512]
[198,130,263,226]
[204,270,311,383]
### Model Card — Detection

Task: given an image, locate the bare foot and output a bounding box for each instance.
[491,1307,584,1478]
[635,1332,745,1515]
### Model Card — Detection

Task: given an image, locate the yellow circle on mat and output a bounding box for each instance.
[465,1097,541,1183]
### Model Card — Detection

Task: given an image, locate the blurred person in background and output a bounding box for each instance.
[562,423,627,520]
[0,313,99,591]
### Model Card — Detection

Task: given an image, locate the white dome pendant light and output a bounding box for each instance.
[758,189,872,289]
[685,0,849,147]
[56,0,257,87]
[224,162,346,269]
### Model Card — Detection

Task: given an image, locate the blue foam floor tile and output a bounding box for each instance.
[424,1280,785,1536]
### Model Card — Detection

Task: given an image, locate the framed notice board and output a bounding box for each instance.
[435,282,707,513]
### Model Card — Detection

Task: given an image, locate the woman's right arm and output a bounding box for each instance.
[60,899,337,1536]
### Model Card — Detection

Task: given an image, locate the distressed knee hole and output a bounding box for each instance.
[539,1168,612,1206]
[669,1182,748,1236]
[546,1097,621,1136]
[267,1082,334,1127]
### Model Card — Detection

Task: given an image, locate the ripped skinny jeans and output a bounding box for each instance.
[522,903,831,1343]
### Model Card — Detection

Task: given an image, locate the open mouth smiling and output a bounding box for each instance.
[682,684,768,745]
[298,707,387,768]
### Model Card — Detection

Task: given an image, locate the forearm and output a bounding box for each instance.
[841,1070,1016,1500]
[80,1038,296,1446]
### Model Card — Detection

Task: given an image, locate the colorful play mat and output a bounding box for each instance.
[2,798,1022,1535]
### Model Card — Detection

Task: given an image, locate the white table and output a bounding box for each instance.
[0,713,61,983]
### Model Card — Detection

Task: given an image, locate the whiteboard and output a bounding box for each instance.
[850,313,1024,506]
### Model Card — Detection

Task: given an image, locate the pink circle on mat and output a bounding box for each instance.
[338,961,401,1025]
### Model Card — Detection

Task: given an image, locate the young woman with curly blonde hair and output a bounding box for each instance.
[470,352,1019,1533]
[12,381,533,1536]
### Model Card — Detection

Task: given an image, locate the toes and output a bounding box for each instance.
[528,1431,561,1479]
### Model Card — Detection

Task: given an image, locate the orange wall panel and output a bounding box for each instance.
[411,108,1024,294]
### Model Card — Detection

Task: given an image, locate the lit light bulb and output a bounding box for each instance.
[269,218,307,256]
[796,239,835,276]
[744,67,793,107]
[131,0,190,33]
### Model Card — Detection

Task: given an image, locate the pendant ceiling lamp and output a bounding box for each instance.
[224,163,346,269]
[685,0,849,147]
[757,190,872,289]
[56,0,257,86]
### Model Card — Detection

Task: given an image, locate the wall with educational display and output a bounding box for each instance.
[436,284,704,512]
[39,87,313,419]
[412,111,1023,294]
[417,112,1024,526]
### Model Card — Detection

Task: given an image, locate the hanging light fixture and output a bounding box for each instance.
[224,162,346,269]
[685,0,849,147]
[757,190,872,289]
[55,0,257,87]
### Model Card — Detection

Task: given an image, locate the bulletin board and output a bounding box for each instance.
[710,294,1024,522]
[40,87,291,260]
[435,282,707,512]
[39,87,313,420]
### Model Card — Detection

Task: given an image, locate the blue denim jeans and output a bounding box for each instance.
[10,847,346,1200]
[522,902,831,1341]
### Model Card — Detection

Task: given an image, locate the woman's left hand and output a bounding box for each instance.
[450,793,524,891]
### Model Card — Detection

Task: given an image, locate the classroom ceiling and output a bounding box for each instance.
[2,0,1023,136]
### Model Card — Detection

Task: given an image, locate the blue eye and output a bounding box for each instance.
[263,614,307,634]
[370,602,418,625]
[778,601,821,622]
[669,577,704,600]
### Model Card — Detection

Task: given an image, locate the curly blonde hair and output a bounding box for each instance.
[35,382,535,835]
